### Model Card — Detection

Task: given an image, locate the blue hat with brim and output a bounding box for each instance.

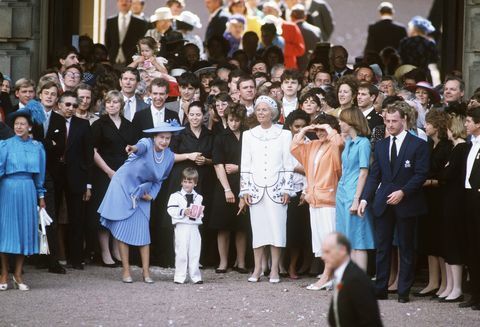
[143,120,184,134]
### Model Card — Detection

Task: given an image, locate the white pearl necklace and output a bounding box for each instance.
[153,147,165,164]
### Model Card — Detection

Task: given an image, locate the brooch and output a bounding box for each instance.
[404,160,411,168]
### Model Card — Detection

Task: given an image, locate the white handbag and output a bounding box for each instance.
[38,207,53,255]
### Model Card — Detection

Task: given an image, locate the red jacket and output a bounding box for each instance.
[281,21,305,69]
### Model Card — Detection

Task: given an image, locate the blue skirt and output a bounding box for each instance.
[0,174,39,255]
[100,209,150,246]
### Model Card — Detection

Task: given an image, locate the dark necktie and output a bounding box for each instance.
[185,194,194,207]
[390,136,397,171]
[185,193,194,220]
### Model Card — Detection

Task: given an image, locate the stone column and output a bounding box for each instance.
[464,0,480,97]
[0,0,47,83]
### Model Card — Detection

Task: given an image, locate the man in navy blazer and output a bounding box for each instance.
[358,102,429,303]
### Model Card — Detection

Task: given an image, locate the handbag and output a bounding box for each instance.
[38,207,53,255]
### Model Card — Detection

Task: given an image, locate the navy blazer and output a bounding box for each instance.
[205,9,230,41]
[362,132,429,218]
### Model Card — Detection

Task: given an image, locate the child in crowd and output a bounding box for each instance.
[129,37,169,80]
[167,167,204,284]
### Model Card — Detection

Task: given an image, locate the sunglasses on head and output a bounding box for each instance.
[63,102,79,108]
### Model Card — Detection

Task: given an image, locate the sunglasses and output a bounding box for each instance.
[63,102,79,108]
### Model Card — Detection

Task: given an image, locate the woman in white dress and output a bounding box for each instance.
[239,96,295,283]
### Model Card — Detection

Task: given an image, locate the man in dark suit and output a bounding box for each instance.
[165,72,201,125]
[56,91,94,270]
[324,233,382,327]
[364,2,407,56]
[120,68,148,121]
[306,0,334,41]
[357,82,384,132]
[329,46,353,81]
[358,103,429,303]
[461,107,480,310]
[105,0,148,65]
[31,81,67,274]
[132,78,179,139]
[291,4,323,72]
[204,0,230,42]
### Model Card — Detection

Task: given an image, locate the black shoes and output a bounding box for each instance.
[443,295,464,303]
[398,295,410,303]
[71,263,84,270]
[414,289,438,297]
[215,268,227,274]
[48,262,66,274]
[233,267,249,274]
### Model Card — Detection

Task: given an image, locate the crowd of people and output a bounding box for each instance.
[0,0,480,321]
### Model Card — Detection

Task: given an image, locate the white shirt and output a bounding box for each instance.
[123,94,137,121]
[245,104,254,117]
[282,97,298,119]
[465,135,480,189]
[333,258,350,286]
[150,105,165,127]
[362,106,375,118]
[389,130,407,160]
[333,258,350,327]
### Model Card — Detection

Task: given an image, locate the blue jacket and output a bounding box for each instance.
[362,132,429,218]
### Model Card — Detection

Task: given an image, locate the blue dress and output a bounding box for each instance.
[99,138,174,246]
[335,136,375,250]
[0,136,46,255]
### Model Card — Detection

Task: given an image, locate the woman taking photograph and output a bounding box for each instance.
[291,113,344,290]
[210,103,248,274]
[0,101,46,291]
[239,96,294,283]
[98,121,190,283]
[91,90,137,267]
[328,76,358,118]
[336,108,375,271]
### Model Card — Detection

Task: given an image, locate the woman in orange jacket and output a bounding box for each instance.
[291,113,344,290]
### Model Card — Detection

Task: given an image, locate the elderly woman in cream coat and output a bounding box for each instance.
[239,95,295,284]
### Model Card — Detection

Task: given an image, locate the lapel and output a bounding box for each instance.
[111,17,119,44]
[309,141,332,182]
[145,108,154,128]
[392,132,411,178]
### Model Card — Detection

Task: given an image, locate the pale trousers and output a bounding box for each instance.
[310,207,336,257]
[174,224,202,283]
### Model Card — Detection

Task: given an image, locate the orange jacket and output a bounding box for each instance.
[290,132,343,208]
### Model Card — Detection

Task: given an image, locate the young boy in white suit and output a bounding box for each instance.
[167,167,204,284]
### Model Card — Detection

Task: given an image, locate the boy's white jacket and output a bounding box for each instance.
[167,189,203,225]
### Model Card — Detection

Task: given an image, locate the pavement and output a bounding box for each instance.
[0,265,478,326]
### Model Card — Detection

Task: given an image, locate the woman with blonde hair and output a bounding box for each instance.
[336,107,375,271]
[91,90,137,267]
[437,114,468,302]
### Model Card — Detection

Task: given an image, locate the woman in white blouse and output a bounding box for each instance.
[239,96,295,283]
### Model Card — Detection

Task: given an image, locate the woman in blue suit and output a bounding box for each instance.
[0,101,46,291]
[99,121,199,283]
